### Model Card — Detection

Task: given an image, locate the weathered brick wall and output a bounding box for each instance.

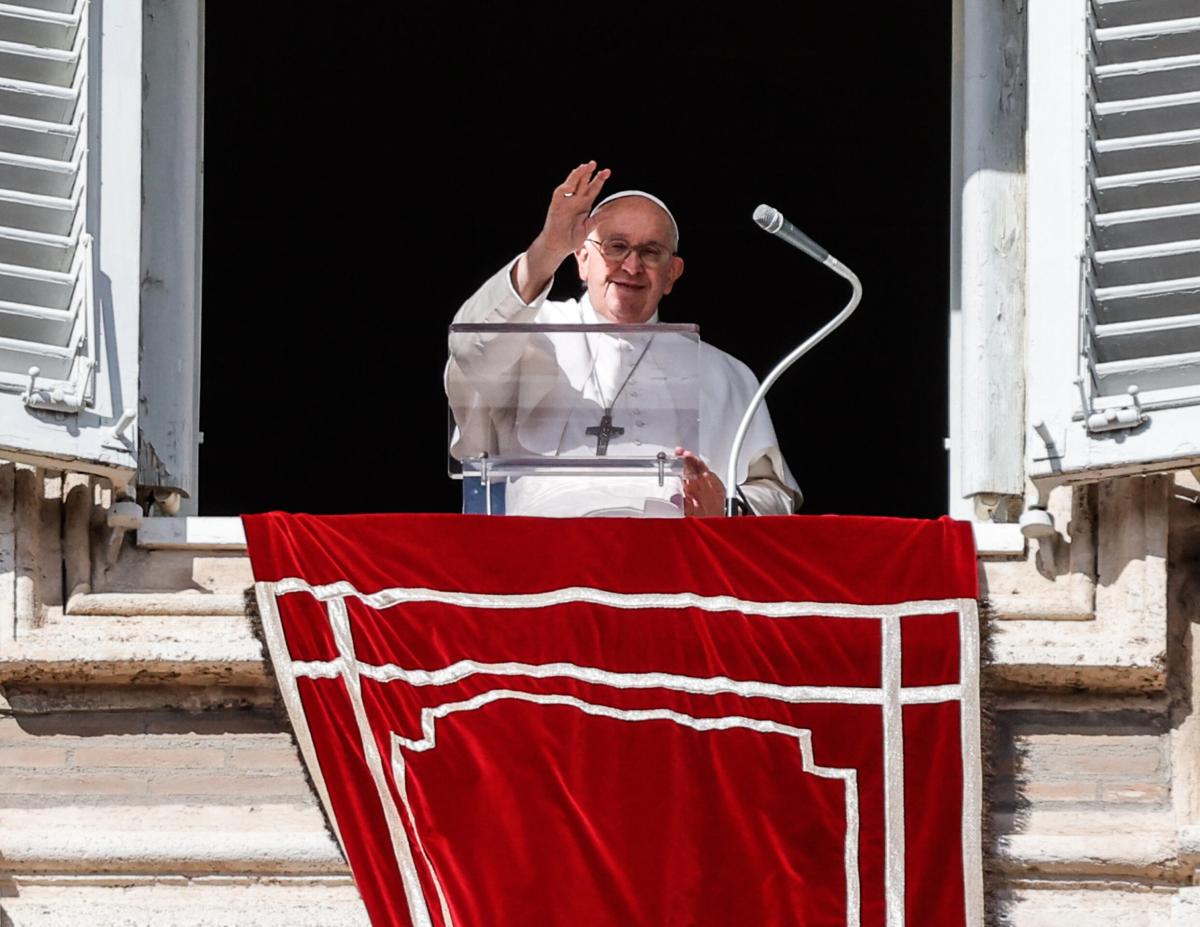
[0,701,308,804]
[0,687,368,924]
[0,465,369,924]
[996,716,1172,810]
[983,477,1200,926]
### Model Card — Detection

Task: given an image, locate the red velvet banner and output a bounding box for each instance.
[243,513,981,927]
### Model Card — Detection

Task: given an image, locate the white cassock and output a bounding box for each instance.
[447,256,801,517]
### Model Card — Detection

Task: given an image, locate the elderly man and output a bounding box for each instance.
[447,161,799,517]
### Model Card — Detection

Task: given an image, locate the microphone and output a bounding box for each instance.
[753,204,830,264]
[724,203,862,516]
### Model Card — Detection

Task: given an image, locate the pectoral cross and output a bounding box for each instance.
[586,411,624,456]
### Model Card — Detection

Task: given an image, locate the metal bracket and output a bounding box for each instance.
[22,364,94,414]
[656,451,667,488]
[1031,420,1064,470]
[480,452,491,516]
[97,408,137,453]
[1075,378,1147,435]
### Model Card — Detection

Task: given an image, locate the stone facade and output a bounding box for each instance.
[986,474,1200,924]
[0,461,1198,923]
[0,463,367,924]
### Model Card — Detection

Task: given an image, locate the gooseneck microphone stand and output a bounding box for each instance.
[724,205,863,516]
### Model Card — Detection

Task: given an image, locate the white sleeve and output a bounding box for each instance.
[448,255,555,386]
[699,347,801,510]
[446,256,556,459]
[738,453,802,515]
[453,254,553,325]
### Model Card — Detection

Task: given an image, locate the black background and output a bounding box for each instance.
[199,5,951,518]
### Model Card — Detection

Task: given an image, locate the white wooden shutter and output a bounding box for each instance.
[1027,0,1200,483]
[0,0,92,404]
[0,0,141,478]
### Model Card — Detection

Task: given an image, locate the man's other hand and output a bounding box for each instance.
[676,447,725,517]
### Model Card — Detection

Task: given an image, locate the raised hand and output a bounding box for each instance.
[539,161,612,257]
[513,161,611,303]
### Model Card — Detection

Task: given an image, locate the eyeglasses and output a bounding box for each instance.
[584,238,676,268]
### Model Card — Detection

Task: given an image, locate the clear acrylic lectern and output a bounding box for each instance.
[447,322,701,517]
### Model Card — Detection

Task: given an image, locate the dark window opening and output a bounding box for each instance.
[200,6,951,517]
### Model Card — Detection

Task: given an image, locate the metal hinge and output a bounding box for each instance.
[1075,378,1147,434]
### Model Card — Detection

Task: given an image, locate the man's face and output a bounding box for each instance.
[574,197,685,323]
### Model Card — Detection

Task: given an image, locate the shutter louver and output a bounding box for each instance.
[1087,2,1200,400]
[0,0,93,409]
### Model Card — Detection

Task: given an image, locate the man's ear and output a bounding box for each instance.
[662,255,684,295]
[574,246,589,281]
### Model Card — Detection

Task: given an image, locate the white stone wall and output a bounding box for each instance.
[0,461,1197,923]
[0,463,368,924]
[985,474,1200,925]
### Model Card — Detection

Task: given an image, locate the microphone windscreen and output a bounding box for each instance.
[753,204,784,234]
